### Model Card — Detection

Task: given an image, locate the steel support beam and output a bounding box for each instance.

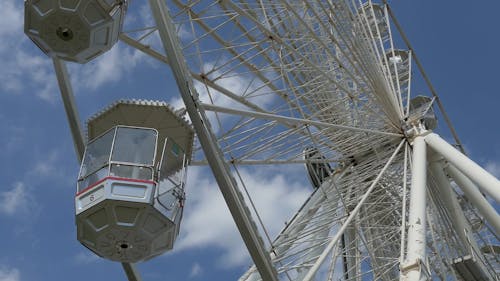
[428,158,480,253]
[148,1,278,280]
[445,165,500,235]
[121,263,142,281]
[52,58,85,162]
[425,133,500,203]
[401,136,427,281]
[202,103,403,137]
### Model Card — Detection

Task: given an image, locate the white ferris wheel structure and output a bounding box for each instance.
[24,0,499,280]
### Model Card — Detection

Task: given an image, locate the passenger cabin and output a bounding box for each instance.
[356,3,389,41]
[75,100,194,263]
[24,0,127,63]
[385,49,410,84]
[408,95,437,130]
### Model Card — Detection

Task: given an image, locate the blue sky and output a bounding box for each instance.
[0,1,499,281]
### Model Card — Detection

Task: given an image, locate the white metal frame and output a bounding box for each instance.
[45,0,500,280]
[401,136,427,281]
[425,133,500,203]
[148,0,279,280]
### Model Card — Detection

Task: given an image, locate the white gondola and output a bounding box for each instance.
[75,100,194,263]
[357,3,389,41]
[407,95,437,131]
[24,0,127,63]
[385,49,410,84]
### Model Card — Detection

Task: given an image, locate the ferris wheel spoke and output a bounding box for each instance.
[159,1,410,154]
[124,1,406,130]
[354,2,398,112]
[202,103,403,138]
[340,0,403,121]
[171,0,296,105]
[382,4,405,114]
[290,140,405,281]
[192,100,401,165]
[120,33,280,117]
[237,140,406,281]
[164,0,496,278]
[203,1,398,125]
[124,1,500,279]
[268,1,370,90]
[382,2,466,153]
[302,1,373,88]
[26,0,500,278]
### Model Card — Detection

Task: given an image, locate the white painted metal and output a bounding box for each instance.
[425,133,500,203]
[31,0,500,279]
[302,139,404,281]
[382,1,465,153]
[428,158,480,256]
[202,103,403,137]
[148,0,278,280]
[342,226,359,280]
[445,164,500,235]
[400,144,409,263]
[76,101,193,263]
[76,178,174,262]
[121,263,142,281]
[120,0,499,278]
[52,57,85,162]
[239,179,330,281]
[401,136,427,281]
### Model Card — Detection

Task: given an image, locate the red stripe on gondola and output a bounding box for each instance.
[76,176,156,196]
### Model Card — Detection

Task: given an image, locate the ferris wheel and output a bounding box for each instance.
[24,0,500,280]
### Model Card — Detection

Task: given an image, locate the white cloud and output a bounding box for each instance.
[73,252,100,265]
[0,0,22,43]
[72,43,144,91]
[23,149,75,188]
[169,62,277,134]
[15,51,56,102]
[6,0,273,112]
[0,182,30,216]
[0,120,26,153]
[189,62,274,110]
[139,4,155,27]
[485,161,500,178]
[0,43,56,103]
[0,266,20,281]
[188,262,203,278]
[32,150,60,178]
[0,0,57,102]
[175,166,310,268]
[0,0,150,103]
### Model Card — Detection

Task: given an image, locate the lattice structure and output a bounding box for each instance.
[27,0,500,280]
[124,1,497,279]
